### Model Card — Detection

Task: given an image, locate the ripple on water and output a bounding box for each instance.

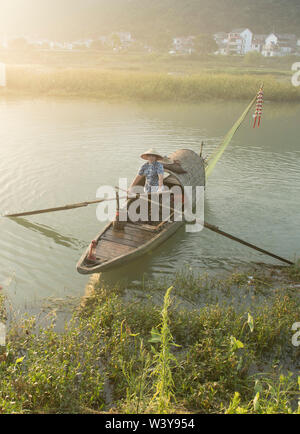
[0,99,299,315]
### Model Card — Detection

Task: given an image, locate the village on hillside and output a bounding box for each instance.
[173,29,300,57]
[214,29,300,57]
[1,28,300,57]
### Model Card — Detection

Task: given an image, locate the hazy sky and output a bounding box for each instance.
[0,0,107,38]
[1,0,299,41]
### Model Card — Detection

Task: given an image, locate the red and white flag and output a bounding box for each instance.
[253,86,264,128]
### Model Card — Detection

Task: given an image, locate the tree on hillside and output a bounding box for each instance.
[194,34,218,55]
[9,38,30,51]
[111,33,121,49]
[150,33,173,52]
[90,40,106,50]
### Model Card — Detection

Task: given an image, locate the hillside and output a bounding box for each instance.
[2,0,300,41]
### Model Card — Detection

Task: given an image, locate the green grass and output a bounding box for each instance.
[1,49,298,74]
[2,65,300,102]
[0,315,106,413]
[1,267,299,414]
[0,294,5,324]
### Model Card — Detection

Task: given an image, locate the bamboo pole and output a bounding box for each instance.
[200,141,204,157]
[203,222,294,266]
[3,190,171,218]
[3,198,120,218]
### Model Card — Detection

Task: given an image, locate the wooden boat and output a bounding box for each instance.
[76,149,205,274]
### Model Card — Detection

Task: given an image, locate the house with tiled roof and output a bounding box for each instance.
[172,36,196,54]
[251,35,267,53]
[262,33,297,56]
[226,28,253,55]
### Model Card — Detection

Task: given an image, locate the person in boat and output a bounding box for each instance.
[129,148,165,194]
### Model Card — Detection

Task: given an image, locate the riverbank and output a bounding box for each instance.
[0,50,297,76]
[0,265,299,414]
[1,65,300,102]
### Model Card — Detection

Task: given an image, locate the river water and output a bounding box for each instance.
[0,97,299,315]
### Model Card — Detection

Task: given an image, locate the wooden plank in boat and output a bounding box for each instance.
[121,224,155,238]
[102,227,145,246]
[126,222,160,233]
[107,227,154,242]
[95,239,134,260]
[102,234,142,249]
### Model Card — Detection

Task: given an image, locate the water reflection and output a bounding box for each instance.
[9,217,84,250]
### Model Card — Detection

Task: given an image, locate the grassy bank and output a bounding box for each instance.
[0,266,299,414]
[0,50,298,75]
[2,65,300,102]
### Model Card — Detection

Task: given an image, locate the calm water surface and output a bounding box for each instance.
[0,97,299,315]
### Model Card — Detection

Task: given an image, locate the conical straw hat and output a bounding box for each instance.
[140,148,164,161]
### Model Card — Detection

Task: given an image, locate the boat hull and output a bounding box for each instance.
[76,221,183,274]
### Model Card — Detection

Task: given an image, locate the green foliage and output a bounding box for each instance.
[0,295,5,323]
[226,374,300,414]
[0,315,106,413]
[194,34,218,55]
[148,287,178,413]
[111,33,121,49]
[4,66,300,102]
[230,336,244,352]
[282,261,300,282]
[0,268,299,414]
[243,51,264,66]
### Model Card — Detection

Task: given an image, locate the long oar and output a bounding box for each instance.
[116,186,294,266]
[3,198,120,218]
[204,222,294,266]
[2,190,171,218]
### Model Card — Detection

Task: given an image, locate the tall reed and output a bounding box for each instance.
[4,66,300,102]
[148,286,178,413]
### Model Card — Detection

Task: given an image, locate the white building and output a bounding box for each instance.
[226,28,253,55]
[262,33,297,57]
[214,32,228,55]
[172,36,195,54]
[115,32,132,43]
